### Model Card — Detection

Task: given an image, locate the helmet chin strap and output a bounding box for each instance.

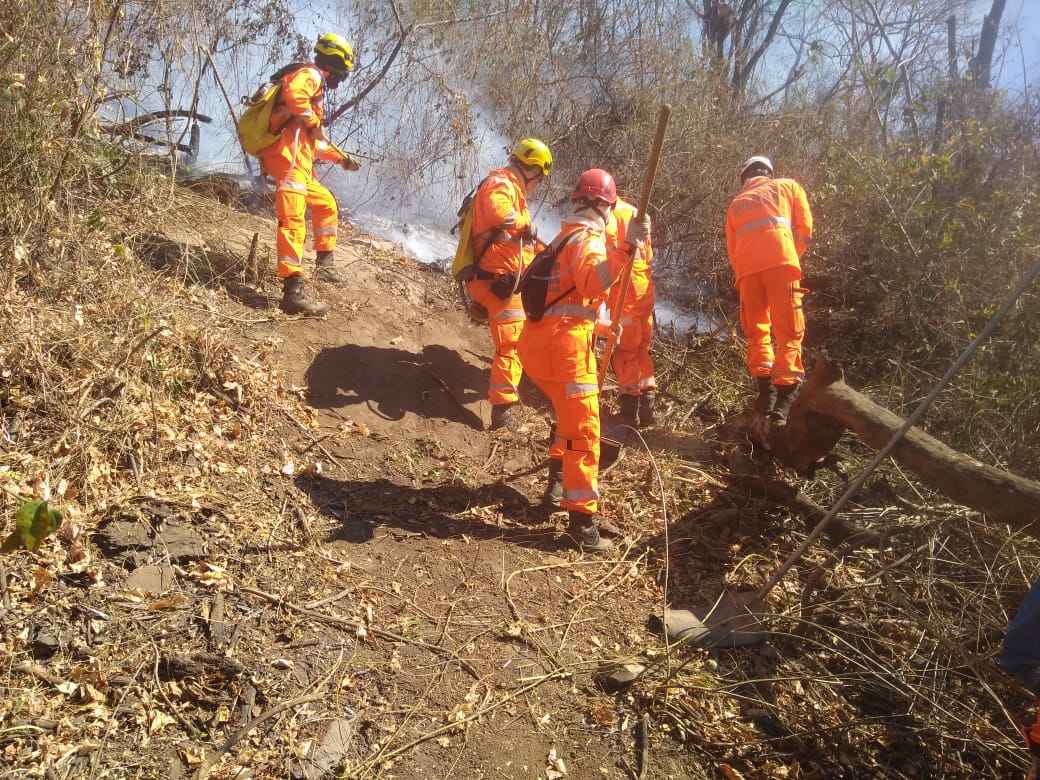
[509,160,542,191]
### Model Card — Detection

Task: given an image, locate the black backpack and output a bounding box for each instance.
[519,229,583,322]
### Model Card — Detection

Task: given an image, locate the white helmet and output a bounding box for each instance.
[740,155,774,179]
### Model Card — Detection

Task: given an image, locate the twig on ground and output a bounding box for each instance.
[636,712,650,780]
[220,692,324,754]
[13,661,68,688]
[239,586,480,678]
[349,669,569,778]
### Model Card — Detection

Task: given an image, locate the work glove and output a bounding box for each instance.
[489,272,518,300]
[625,215,651,251]
[340,155,361,172]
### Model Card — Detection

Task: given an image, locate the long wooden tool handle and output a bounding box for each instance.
[635,104,671,219]
[598,104,672,388]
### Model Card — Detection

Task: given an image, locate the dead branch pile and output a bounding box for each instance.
[594,331,1040,777]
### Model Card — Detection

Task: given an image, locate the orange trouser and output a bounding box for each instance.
[534,377,600,515]
[263,157,339,279]
[613,310,656,396]
[467,279,525,406]
[738,265,806,386]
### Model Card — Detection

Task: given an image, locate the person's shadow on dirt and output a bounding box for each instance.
[305,343,486,430]
[295,474,568,552]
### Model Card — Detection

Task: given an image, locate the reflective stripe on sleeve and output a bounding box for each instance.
[495,308,525,321]
[592,261,614,289]
[544,303,596,320]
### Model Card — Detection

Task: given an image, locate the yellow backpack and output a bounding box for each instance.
[451,177,491,281]
[237,63,310,157]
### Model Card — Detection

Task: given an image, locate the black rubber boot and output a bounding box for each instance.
[315,250,347,284]
[566,511,613,553]
[618,394,639,428]
[543,459,563,507]
[770,383,799,423]
[752,377,776,415]
[489,402,517,431]
[280,276,329,316]
[638,391,657,428]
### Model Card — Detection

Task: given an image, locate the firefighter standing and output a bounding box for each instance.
[606,196,657,428]
[465,139,553,429]
[725,155,813,421]
[259,33,360,316]
[518,169,648,552]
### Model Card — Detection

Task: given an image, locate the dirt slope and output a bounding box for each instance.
[2,188,692,779]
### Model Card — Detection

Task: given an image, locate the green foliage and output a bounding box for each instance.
[1,499,63,553]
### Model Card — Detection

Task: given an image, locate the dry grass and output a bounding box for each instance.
[597,334,1040,778]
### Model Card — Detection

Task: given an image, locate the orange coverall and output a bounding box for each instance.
[725,176,813,386]
[258,65,345,279]
[606,197,656,397]
[465,167,535,407]
[518,220,629,515]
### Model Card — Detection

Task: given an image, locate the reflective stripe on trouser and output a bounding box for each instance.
[738,265,806,386]
[535,377,600,515]
[467,279,525,405]
[273,169,339,278]
[488,318,524,405]
[613,311,656,396]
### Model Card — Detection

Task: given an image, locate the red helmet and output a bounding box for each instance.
[571,169,617,205]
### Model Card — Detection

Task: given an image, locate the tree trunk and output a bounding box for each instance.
[765,359,1040,534]
[971,0,1007,89]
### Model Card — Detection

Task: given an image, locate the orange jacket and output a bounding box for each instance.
[471,167,534,276]
[519,219,629,386]
[725,176,812,282]
[260,65,343,179]
[606,197,655,315]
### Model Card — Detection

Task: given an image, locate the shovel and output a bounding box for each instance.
[662,253,1040,648]
[599,418,629,474]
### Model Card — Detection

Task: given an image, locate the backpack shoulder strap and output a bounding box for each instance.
[537,227,588,311]
[269,61,314,83]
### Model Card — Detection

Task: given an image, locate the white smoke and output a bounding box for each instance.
[143,0,699,327]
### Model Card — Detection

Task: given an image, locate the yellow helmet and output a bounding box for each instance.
[315,33,355,74]
[511,138,553,176]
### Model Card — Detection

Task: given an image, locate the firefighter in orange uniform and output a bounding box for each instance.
[465,139,553,429]
[606,196,657,427]
[259,33,360,315]
[518,169,648,552]
[725,155,813,421]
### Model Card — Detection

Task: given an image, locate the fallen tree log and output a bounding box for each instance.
[766,358,1040,532]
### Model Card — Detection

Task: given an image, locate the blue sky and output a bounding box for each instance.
[996,0,1039,91]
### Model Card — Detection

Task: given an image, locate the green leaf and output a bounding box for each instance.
[1,500,63,553]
